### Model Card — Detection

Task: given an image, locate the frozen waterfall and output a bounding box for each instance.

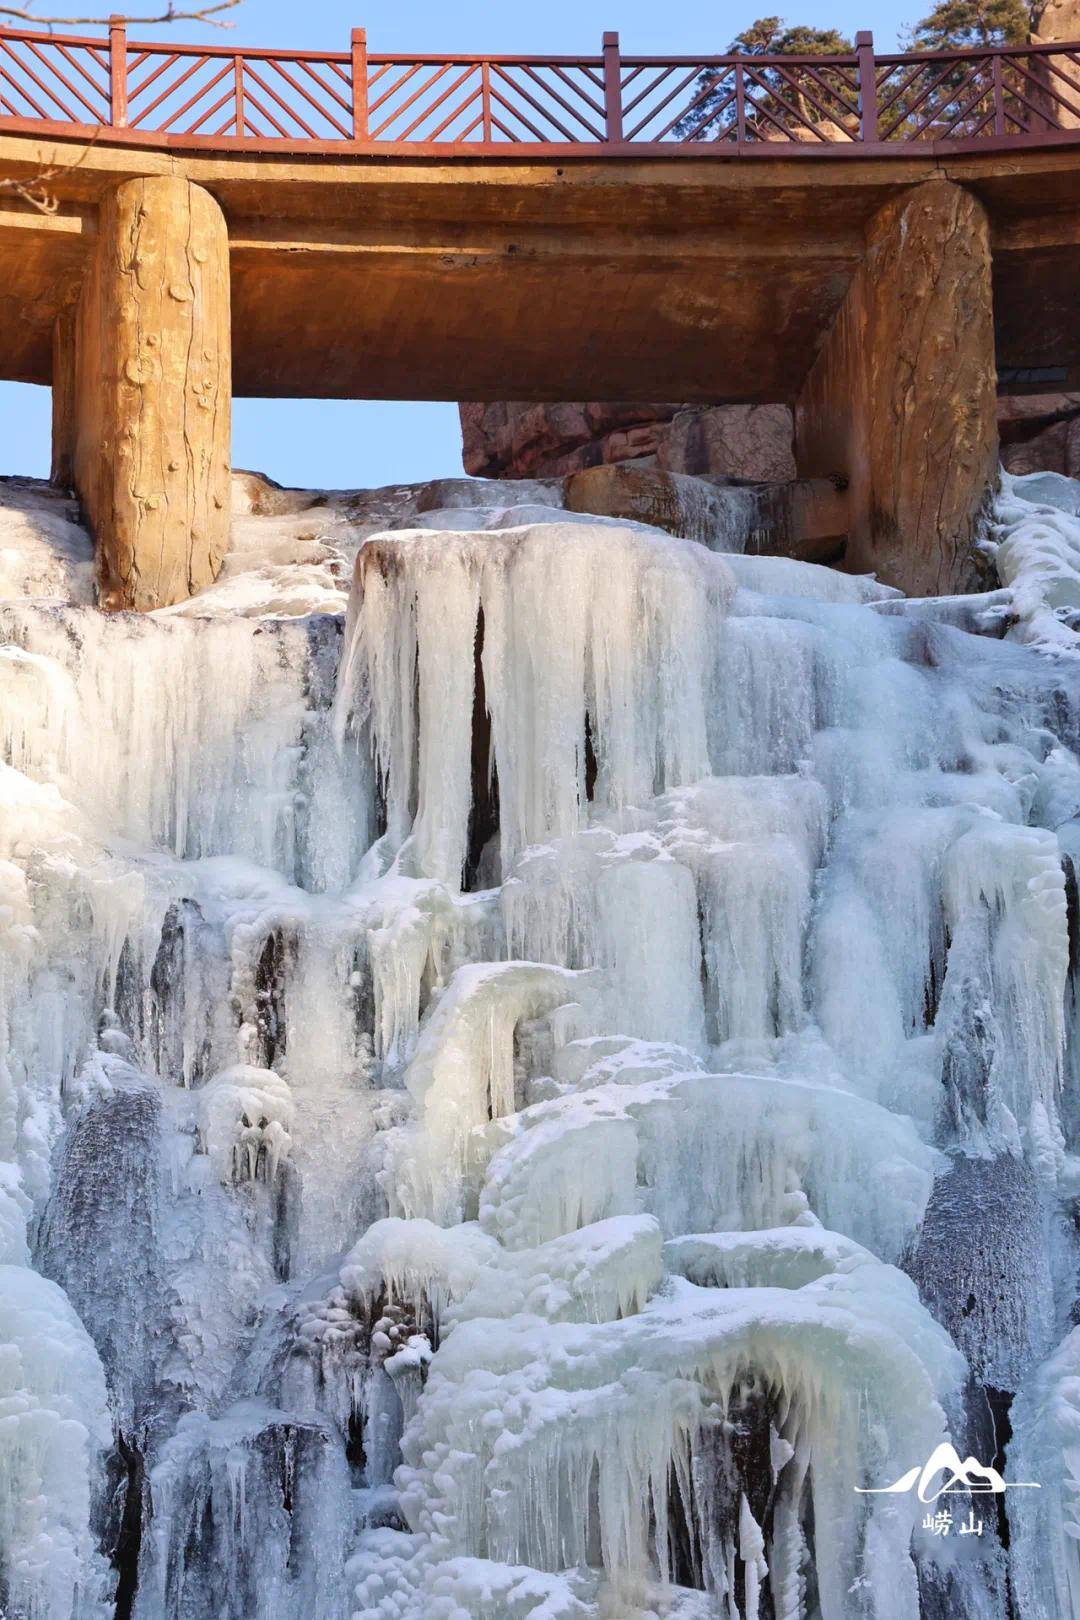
[1,465,1080,1619]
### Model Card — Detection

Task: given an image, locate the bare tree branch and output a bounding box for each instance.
[0,169,60,210]
[0,118,97,212]
[0,2,245,213]
[0,0,242,27]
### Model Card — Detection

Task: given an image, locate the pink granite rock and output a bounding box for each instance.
[459,400,795,482]
[998,393,1080,478]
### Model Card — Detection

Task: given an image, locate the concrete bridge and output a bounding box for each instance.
[1,22,1079,605]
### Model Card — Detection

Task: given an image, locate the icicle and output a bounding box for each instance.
[0,1264,112,1620]
[4,464,1080,1620]
[386,959,587,1225]
[335,523,730,877]
[138,1403,352,1620]
[199,1064,295,1185]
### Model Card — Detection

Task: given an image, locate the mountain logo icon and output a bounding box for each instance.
[855,1443,1040,1502]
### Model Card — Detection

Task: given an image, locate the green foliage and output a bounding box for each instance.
[904,0,1035,47]
[673,17,856,139]
[727,16,854,53]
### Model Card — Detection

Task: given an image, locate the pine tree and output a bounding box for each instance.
[674,16,854,139]
[896,0,1054,141]
[728,16,853,54]
[905,0,1036,47]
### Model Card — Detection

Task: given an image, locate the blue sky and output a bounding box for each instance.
[1,0,912,489]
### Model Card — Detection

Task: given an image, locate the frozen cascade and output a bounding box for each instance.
[1,470,1080,1618]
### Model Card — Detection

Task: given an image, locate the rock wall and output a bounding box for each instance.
[999,393,1080,477]
[1033,0,1080,35]
[1029,0,1080,126]
[459,385,1075,505]
[459,402,680,479]
[459,401,796,483]
[657,405,797,482]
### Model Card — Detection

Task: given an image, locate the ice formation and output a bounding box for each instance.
[1,463,1080,1619]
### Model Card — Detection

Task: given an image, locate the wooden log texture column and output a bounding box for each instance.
[72,175,231,611]
[50,305,76,489]
[795,178,998,598]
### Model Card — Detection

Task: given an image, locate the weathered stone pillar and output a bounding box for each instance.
[795,179,998,597]
[72,175,231,611]
[50,306,76,489]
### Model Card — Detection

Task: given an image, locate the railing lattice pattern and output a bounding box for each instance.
[0,24,1077,152]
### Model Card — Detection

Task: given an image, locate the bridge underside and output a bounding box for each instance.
[0,133,1079,603]
[2,136,1079,401]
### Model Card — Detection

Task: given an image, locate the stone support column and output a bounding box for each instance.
[71,175,231,611]
[795,178,998,597]
[50,306,77,489]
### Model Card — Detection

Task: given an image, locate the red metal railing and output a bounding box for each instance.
[0,23,1078,153]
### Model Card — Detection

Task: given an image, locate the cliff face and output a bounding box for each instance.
[1033,0,1080,46]
[999,394,1080,477]
[459,401,796,483]
[459,402,681,479]
[462,392,1080,493]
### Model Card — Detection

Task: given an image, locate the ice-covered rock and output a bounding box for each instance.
[1008,1323,1080,1620]
[199,1063,295,1184]
[136,1402,351,1620]
[395,1262,963,1619]
[0,462,1078,1620]
[0,477,95,603]
[0,1264,112,1620]
[989,470,1080,656]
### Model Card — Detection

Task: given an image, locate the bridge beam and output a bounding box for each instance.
[795,178,998,598]
[66,175,231,611]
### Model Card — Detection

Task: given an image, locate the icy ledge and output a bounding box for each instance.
[989,470,1080,656]
[0,476,1079,1620]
